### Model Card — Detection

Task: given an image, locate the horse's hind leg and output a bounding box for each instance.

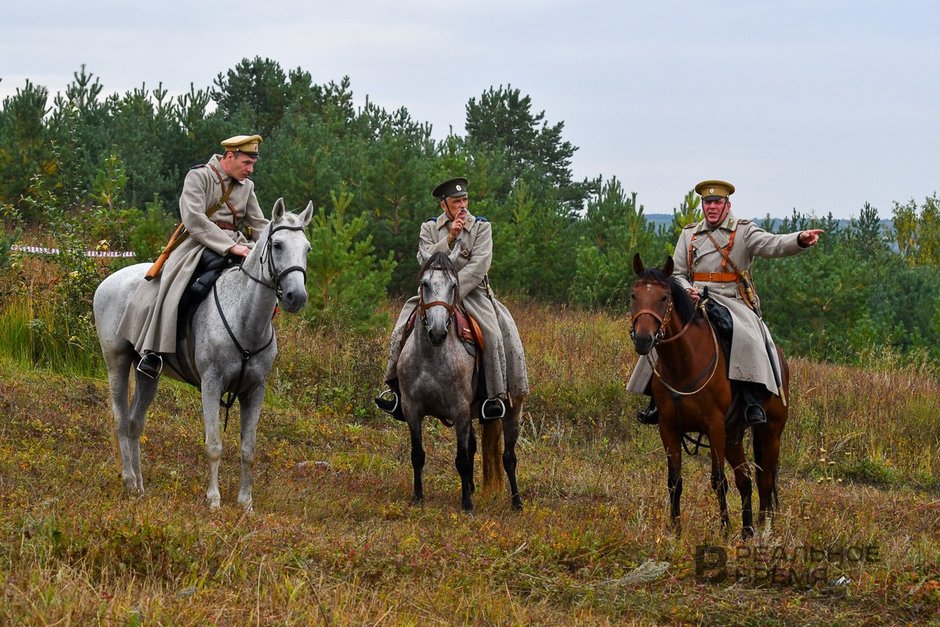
[122,373,160,494]
[201,381,225,509]
[754,416,784,526]
[103,345,146,494]
[236,385,266,512]
[726,436,754,539]
[707,428,731,533]
[502,402,523,510]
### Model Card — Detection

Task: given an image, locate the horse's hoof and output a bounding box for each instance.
[411,495,424,506]
[511,497,523,511]
[741,526,755,541]
[207,496,221,509]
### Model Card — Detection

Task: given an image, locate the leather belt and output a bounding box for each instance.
[215,221,237,231]
[215,221,253,238]
[693,271,739,283]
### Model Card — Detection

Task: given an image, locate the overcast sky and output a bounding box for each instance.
[3,0,937,219]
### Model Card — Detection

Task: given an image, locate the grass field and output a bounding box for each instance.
[0,302,938,624]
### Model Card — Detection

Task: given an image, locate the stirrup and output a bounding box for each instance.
[480,397,506,422]
[375,389,399,413]
[744,403,767,426]
[375,389,404,420]
[136,352,163,379]
[637,406,659,425]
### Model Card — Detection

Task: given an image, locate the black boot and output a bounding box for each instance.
[480,397,507,423]
[741,383,767,426]
[136,351,163,379]
[636,398,659,425]
[375,381,405,421]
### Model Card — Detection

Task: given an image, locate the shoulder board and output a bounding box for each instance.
[190,164,206,170]
[425,217,437,222]
[737,219,751,224]
[683,222,697,229]
[475,216,489,222]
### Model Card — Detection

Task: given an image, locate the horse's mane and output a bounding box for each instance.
[636,267,698,324]
[420,251,461,298]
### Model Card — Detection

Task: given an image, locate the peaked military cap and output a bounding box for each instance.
[432,177,469,199]
[694,179,735,199]
[221,134,263,157]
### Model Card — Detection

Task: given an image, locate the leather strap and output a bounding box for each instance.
[207,164,238,224]
[693,272,739,283]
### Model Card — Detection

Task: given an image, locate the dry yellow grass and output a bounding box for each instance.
[0,301,937,624]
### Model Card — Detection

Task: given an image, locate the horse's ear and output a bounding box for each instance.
[663,256,674,276]
[632,253,644,275]
[299,200,314,226]
[272,197,286,222]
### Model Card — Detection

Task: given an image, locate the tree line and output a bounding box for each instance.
[1,57,939,365]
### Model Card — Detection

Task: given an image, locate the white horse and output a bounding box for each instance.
[398,251,524,512]
[93,199,313,510]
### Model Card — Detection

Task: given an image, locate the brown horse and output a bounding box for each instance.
[629,253,788,538]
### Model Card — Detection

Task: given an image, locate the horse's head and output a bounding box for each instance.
[418,251,460,346]
[249,198,314,313]
[630,253,681,355]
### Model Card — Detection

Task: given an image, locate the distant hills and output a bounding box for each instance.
[643,213,893,232]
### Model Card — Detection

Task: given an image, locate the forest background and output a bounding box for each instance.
[2,57,939,623]
[1,57,940,372]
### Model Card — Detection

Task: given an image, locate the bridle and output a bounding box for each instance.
[417,270,457,330]
[240,223,309,301]
[630,279,720,397]
[212,220,309,429]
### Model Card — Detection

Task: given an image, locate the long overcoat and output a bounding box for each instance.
[385,211,529,399]
[628,212,807,397]
[118,154,268,354]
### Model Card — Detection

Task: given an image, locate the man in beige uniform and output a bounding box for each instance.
[376,177,529,422]
[118,135,270,377]
[629,179,823,425]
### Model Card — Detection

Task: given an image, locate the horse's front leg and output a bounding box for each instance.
[726,436,754,539]
[407,413,426,505]
[201,379,225,509]
[237,383,266,512]
[660,425,683,534]
[455,417,475,513]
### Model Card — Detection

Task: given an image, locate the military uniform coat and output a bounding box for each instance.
[628,212,807,397]
[118,154,269,354]
[385,211,529,399]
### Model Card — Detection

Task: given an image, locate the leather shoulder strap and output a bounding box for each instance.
[206,164,238,220]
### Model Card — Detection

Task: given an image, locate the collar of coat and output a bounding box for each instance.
[692,211,738,234]
[435,211,477,232]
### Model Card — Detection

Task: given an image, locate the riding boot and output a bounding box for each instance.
[375,380,405,422]
[136,351,163,379]
[480,396,507,423]
[636,397,659,425]
[741,382,767,426]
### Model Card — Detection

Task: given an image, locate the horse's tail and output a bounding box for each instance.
[481,419,504,494]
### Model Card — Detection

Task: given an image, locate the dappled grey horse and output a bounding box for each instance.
[398,251,524,512]
[93,199,313,509]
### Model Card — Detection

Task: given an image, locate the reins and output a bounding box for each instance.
[632,285,723,455]
[213,221,307,430]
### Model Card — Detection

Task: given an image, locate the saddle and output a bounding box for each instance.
[170,250,240,386]
[178,250,239,319]
[700,286,733,359]
[399,305,485,356]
